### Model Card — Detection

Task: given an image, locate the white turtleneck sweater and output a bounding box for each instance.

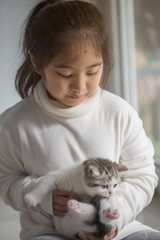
[0,81,158,240]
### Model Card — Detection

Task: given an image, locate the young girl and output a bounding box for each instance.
[0,1,159,240]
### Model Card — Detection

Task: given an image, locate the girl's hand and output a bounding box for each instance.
[52,189,82,216]
[83,227,117,240]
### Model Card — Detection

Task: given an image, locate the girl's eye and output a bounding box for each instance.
[87,69,99,76]
[56,71,72,78]
[114,184,117,188]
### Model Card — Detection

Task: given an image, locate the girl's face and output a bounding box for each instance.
[36,44,103,107]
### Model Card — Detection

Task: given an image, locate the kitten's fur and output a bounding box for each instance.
[25,158,127,238]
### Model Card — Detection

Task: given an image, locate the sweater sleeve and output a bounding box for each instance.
[103,108,158,232]
[0,124,53,217]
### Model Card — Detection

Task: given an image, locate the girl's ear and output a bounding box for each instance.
[28,51,42,75]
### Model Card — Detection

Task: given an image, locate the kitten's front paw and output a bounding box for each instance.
[24,194,39,208]
[67,199,81,214]
[102,208,119,219]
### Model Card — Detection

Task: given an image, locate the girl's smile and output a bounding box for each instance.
[33,44,103,107]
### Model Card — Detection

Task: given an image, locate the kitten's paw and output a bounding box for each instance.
[102,207,119,219]
[67,200,81,214]
[24,194,39,208]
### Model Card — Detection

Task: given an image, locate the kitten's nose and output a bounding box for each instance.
[109,191,113,195]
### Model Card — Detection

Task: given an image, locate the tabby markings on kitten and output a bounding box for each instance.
[83,158,127,198]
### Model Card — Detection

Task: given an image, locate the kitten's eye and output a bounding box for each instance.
[114,184,117,188]
[101,185,109,189]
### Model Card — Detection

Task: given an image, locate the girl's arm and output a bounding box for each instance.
[0,126,53,216]
[100,109,158,233]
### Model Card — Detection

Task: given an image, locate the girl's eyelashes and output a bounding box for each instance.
[87,68,99,76]
[55,68,99,78]
[56,71,72,78]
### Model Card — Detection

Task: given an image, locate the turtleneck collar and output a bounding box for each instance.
[33,80,102,118]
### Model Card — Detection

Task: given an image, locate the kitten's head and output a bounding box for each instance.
[83,158,128,197]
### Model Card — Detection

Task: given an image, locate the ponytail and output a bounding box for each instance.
[15,0,63,98]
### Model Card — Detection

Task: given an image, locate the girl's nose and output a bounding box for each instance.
[71,75,86,93]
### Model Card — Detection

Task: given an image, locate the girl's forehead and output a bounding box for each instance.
[53,43,102,63]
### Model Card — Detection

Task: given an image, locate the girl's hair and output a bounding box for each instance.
[15,0,113,98]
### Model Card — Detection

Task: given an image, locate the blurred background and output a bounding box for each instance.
[0,0,160,239]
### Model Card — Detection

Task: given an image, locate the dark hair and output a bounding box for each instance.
[15,0,113,98]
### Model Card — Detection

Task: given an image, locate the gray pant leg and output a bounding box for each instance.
[30,231,160,240]
[30,234,71,240]
[122,230,160,240]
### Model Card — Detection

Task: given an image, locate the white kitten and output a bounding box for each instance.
[25,158,127,238]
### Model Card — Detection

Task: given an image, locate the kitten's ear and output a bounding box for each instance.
[83,160,100,177]
[114,163,128,172]
[86,166,100,177]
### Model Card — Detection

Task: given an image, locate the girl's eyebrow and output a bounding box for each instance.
[54,62,103,69]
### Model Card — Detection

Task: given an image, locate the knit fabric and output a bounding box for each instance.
[0,80,158,240]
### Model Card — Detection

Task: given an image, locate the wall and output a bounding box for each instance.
[0,2,38,239]
[0,0,38,114]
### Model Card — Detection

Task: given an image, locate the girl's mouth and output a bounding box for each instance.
[67,95,83,99]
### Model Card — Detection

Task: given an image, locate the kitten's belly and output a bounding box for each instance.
[53,214,96,238]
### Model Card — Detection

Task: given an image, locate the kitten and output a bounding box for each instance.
[25,158,127,238]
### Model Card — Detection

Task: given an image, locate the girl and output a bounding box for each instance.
[0,0,159,240]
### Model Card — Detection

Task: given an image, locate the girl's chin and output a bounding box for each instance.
[63,96,86,107]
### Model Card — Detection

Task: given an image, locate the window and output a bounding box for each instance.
[134,0,160,159]
[94,0,160,159]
